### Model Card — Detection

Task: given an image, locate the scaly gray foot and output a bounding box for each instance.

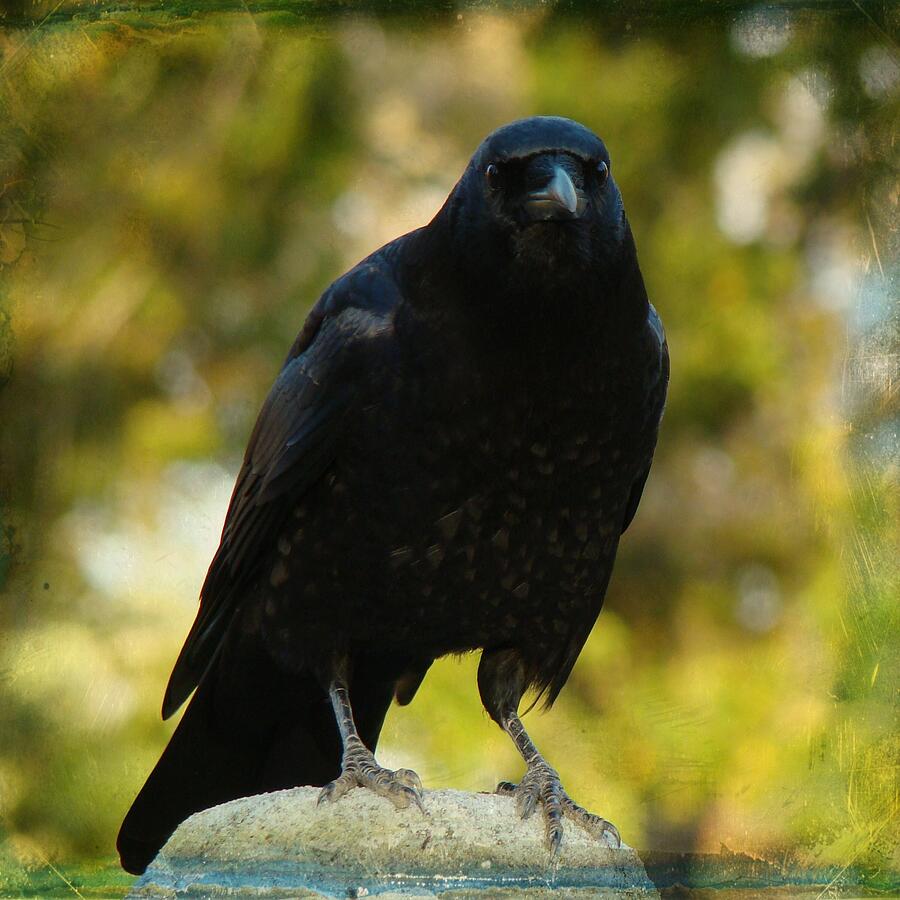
[318,736,424,812]
[497,762,621,854]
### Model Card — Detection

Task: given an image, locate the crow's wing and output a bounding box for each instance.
[162,264,400,718]
[621,302,668,534]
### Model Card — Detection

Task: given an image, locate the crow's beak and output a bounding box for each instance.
[525,165,585,221]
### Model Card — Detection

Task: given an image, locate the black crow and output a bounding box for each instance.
[118,116,669,875]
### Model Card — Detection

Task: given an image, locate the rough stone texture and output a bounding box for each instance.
[128,787,658,898]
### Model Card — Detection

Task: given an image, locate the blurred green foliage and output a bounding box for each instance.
[0,1,897,892]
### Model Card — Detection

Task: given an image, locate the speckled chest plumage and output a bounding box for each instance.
[258,304,661,684]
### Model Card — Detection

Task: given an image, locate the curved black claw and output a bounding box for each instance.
[497,764,620,855]
[318,736,425,812]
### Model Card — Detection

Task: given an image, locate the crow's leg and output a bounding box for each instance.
[317,676,424,811]
[496,712,621,853]
[478,648,621,854]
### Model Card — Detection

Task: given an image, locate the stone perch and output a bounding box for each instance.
[128,787,658,898]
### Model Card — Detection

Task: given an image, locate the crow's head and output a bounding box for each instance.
[448,117,626,282]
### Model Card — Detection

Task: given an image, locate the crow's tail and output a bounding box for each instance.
[117,636,394,875]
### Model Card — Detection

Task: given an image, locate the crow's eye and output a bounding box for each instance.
[596,160,609,186]
[485,163,500,188]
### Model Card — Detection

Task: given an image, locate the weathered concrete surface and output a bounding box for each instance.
[128,787,658,898]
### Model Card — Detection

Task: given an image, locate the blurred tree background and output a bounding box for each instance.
[0,0,896,891]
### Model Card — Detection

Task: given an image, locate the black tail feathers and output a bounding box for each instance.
[118,664,338,874]
[117,647,396,876]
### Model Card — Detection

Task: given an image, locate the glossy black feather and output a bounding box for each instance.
[162,273,398,718]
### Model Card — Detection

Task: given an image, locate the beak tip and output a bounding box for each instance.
[548,167,578,214]
[523,163,583,220]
